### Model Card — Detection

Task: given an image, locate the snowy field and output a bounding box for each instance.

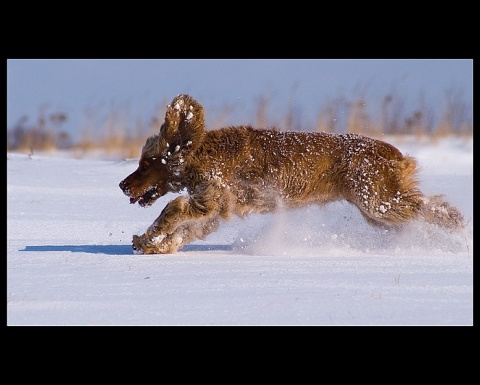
[7,136,473,326]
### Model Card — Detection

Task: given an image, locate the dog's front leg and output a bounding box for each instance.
[153,196,193,235]
[133,194,219,254]
[133,216,220,254]
[132,232,169,254]
[132,229,183,254]
[132,196,188,254]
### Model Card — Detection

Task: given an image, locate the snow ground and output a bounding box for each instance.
[6,136,473,325]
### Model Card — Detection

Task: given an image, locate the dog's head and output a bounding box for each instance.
[119,94,205,207]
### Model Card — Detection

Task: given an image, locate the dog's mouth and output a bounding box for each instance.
[130,186,160,207]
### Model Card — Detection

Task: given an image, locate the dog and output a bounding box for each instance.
[119,94,464,254]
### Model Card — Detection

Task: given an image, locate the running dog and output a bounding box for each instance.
[119,94,464,254]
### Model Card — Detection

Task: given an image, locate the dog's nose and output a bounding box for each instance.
[119,180,125,190]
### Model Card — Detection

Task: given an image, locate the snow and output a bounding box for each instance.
[7,136,473,325]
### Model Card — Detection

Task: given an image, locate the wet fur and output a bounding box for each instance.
[119,94,464,254]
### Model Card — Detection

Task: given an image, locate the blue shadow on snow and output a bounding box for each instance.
[21,244,233,255]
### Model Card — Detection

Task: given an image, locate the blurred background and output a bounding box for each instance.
[7,59,473,158]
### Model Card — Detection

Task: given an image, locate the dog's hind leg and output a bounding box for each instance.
[342,154,424,227]
[418,194,464,229]
[343,153,464,230]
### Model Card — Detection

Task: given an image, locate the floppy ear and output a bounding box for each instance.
[158,94,205,162]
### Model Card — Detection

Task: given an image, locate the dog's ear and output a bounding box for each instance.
[158,94,205,162]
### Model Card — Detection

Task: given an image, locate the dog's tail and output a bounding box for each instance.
[418,195,464,229]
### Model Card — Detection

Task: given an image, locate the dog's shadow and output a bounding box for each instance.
[21,244,234,255]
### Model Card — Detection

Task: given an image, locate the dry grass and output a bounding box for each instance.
[7,90,473,159]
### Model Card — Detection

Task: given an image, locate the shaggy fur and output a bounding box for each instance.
[119,94,464,254]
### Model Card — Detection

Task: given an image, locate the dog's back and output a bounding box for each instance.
[192,126,462,228]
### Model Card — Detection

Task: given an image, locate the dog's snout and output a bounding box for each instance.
[119,180,126,190]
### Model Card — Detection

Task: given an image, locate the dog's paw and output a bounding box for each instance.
[132,233,180,254]
[132,234,146,254]
[132,233,164,255]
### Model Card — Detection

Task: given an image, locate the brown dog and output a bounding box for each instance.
[119,94,464,254]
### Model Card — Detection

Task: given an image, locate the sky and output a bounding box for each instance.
[6,59,473,141]
[7,136,473,325]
